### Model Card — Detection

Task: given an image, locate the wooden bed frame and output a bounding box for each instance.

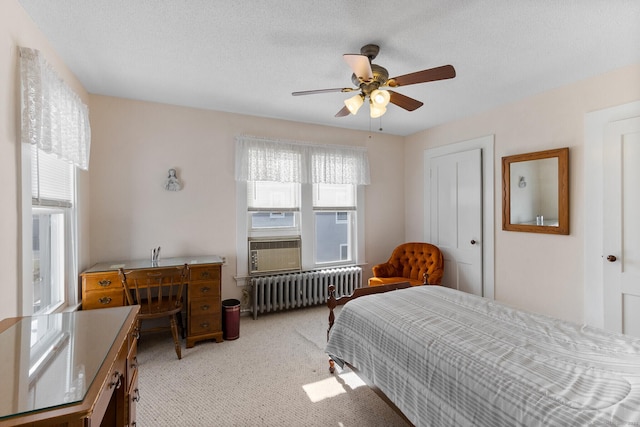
[326,282,411,373]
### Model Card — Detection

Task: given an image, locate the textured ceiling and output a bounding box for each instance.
[17,0,640,136]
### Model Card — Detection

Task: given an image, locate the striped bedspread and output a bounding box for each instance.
[325,286,640,426]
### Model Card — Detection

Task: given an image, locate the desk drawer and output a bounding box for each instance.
[83,272,121,291]
[91,343,127,426]
[127,337,138,387]
[189,282,220,299]
[190,298,221,317]
[189,313,221,335]
[83,289,125,310]
[189,265,220,283]
[127,367,139,426]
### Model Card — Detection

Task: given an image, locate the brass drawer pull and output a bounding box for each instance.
[110,372,122,389]
[200,322,210,328]
[98,279,112,287]
[130,356,138,370]
[99,297,113,305]
[132,388,141,402]
[200,304,210,311]
[200,286,210,293]
[200,271,211,279]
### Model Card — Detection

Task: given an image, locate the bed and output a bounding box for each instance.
[325,284,640,426]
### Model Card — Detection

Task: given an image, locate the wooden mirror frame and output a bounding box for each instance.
[502,147,569,235]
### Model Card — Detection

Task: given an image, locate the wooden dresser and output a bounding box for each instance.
[0,305,139,426]
[81,256,224,348]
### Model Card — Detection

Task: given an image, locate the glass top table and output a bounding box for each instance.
[83,255,224,273]
[0,306,135,420]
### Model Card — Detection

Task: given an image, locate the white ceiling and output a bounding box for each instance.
[17,0,640,136]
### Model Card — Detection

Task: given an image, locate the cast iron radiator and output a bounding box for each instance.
[251,266,362,319]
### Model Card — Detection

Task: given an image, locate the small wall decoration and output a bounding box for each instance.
[518,176,527,188]
[165,168,182,191]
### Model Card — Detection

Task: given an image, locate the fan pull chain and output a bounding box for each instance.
[367,116,383,137]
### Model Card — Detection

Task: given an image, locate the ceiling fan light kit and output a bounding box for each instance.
[344,93,365,115]
[292,44,456,120]
[370,89,390,107]
[369,102,386,119]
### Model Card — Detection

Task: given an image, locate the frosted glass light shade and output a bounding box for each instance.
[344,94,364,115]
[370,103,386,118]
[370,89,390,107]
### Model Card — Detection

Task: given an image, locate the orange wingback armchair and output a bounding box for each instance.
[368,242,444,287]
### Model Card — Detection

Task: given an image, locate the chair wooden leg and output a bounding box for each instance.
[177,311,185,339]
[170,315,182,360]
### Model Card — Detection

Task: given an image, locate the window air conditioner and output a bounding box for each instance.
[249,237,301,275]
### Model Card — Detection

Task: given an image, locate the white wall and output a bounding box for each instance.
[3,0,639,324]
[88,95,405,303]
[405,63,640,324]
[0,0,91,320]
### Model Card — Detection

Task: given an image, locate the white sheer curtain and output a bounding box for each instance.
[20,47,91,170]
[235,136,370,185]
[309,145,370,185]
[235,136,306,183]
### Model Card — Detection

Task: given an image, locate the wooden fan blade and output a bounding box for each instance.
[335,105,350,117]
[387,65,456,87]
[292,87,355,96]
[343,54,373,83]
[388,90,424,111]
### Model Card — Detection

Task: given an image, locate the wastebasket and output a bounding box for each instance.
[222,299,241,340]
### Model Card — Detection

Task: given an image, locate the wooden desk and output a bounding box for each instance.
[0,306,139,426]
[81,256,224,348]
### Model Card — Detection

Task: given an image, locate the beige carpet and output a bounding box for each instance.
[136,305,410,426]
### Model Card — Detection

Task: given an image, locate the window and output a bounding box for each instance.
[19,47,89,315]
[28,146,76,314]
[312,183,355,265]
[248,181,299,234]
[246,181,358,268]
[235,136,369,277]
[32,209,65,313]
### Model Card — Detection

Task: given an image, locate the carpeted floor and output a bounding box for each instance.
[135,305,410,426]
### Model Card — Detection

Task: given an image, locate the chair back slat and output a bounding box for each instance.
[119,265,189,316]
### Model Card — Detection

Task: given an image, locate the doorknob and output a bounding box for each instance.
[470,240,477,245]
[607,255,617,262]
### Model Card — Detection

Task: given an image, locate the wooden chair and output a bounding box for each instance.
[119,264,189,360]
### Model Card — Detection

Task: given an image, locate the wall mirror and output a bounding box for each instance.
[502,147,569,234]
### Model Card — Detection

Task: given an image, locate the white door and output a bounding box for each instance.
[603,116,640,337]
[429,149,482,296]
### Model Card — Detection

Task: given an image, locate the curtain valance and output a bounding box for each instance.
[20,47,91,170]
[235,136,370,185]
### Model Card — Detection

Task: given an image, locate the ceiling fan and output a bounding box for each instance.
[292,44,456,118]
